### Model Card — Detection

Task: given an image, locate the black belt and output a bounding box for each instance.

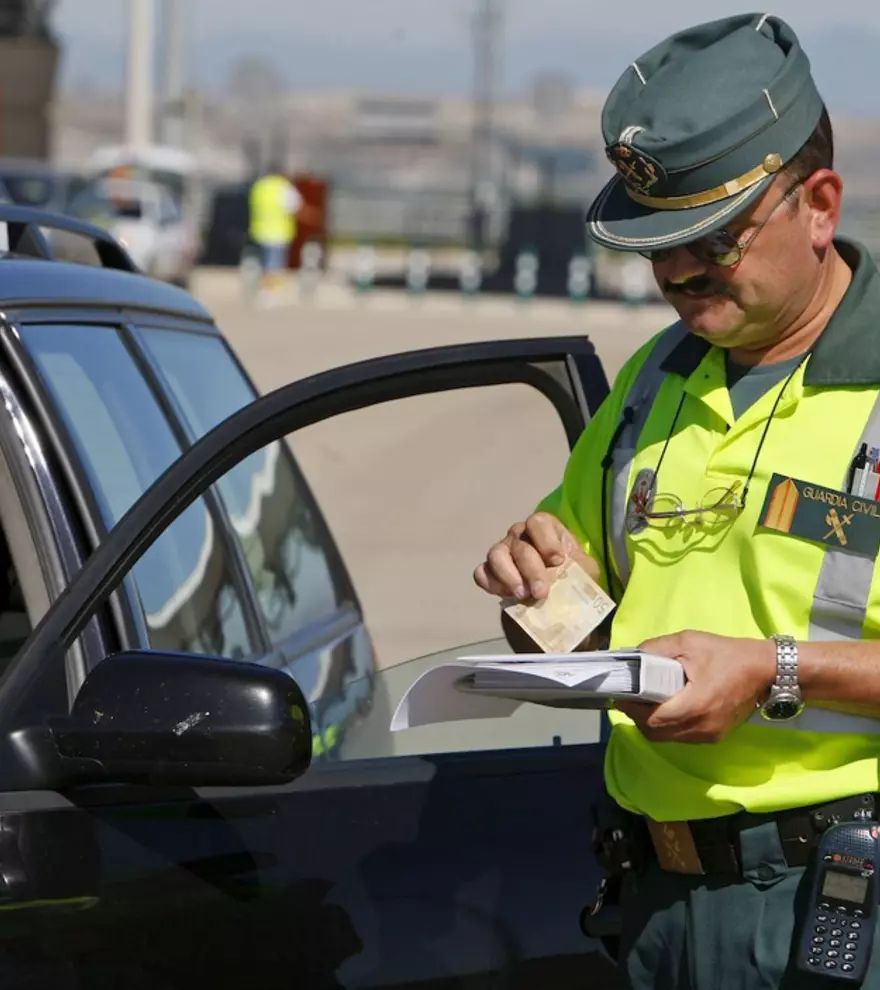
[635,793,878,875]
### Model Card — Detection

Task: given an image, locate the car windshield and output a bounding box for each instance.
[114,200,143,219]
[330,639,604,763]
[67,187,144,222]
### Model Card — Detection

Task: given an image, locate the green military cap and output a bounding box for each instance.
[586,13,825,252]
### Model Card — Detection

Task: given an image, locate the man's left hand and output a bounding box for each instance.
[615,631,777,743]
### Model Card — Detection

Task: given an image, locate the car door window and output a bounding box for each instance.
[133,328,354,652]
[20,324,254,659]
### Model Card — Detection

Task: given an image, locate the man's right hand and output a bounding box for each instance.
[473,512,599,602]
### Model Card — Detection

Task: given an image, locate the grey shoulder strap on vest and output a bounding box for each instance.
[810,391,880,641]
[751,392,880,732]
[607,322,689,590]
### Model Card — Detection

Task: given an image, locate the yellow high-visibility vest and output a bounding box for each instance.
[249,175,296,245]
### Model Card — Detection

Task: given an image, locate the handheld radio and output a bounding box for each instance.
[797,821,879,981]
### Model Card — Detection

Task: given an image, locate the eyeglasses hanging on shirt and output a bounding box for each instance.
[629,356,807,528]
[600,353,809,599]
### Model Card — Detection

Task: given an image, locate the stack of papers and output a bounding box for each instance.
[390,650,685,731]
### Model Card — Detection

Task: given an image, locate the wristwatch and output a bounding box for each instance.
[759,634,805,721]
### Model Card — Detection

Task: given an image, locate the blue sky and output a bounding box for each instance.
[52,1,880,116]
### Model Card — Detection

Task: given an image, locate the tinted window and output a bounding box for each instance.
[1,173,55,207]
[117,200,144,220]
[134,329,353,646]
[67,185,143,223]
[65,186,112,222]
[21,324,254,659]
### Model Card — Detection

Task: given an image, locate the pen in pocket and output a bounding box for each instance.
[848,443,868,494]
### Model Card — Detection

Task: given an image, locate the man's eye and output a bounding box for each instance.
[710,247,741,265]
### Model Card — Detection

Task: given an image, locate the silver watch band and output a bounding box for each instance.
[760,633,804,721]
[772,633,799,691]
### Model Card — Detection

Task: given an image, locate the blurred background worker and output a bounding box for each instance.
[248,163,304,296]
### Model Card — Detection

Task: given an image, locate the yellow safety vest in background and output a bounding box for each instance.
[538,238,880,823]
[249,175,296,245]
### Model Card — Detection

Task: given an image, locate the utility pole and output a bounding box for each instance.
[160,0,188,148]
[125,0,156,148]
[469,0,502,252]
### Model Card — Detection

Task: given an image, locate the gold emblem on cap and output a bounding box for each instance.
[763,153,783,174]
[607,143,663,196]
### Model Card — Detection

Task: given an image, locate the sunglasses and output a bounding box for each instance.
[639,179,803,267]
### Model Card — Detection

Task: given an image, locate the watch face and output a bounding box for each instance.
[763,694,805,722]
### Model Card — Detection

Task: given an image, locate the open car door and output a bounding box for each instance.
[0,336,622,990]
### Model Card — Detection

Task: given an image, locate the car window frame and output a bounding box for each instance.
[0,319,120,697]
[130,323,365,642]
[1,316,271,692]
[213,337,367,616]
[117,322,273,660]
[0,335,605,735]
[0,326,113,714]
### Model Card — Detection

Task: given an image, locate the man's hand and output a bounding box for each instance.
[615,631,777,743]
[473,512,598,601]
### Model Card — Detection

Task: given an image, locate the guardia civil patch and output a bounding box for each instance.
[759,474,880,558]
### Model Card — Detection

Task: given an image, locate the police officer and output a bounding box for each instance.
[475,14,880,989]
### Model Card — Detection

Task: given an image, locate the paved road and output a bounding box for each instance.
[190,270,673,676]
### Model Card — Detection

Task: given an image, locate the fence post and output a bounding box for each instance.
[299,240,324,301]
[567,253,592,304]
[353,244,376,296]
[514,248,539,301]
[406,248,432,296]
[459,250,483,298]
[621,257,650,307]
[239,244,262,303]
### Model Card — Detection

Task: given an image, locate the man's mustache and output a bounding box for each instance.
[664,275,728,296]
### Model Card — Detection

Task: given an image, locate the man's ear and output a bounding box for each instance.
[804,169,843,251]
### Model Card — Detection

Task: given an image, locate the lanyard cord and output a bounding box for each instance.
[649,391,687,498]
[739,357,805,506]
[599,353,807,602]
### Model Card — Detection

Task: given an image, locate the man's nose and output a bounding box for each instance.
[658,245,709,284]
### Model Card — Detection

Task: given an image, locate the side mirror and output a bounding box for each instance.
[0,652,312,790]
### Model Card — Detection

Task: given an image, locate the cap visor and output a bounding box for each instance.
[586,174,772,252]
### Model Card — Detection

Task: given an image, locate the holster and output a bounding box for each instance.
[581,798,644,964]
[591,798,646,876]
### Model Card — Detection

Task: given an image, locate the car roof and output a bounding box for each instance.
[87,144,198,175]
[82,177,164,198]
[0,257,214,324]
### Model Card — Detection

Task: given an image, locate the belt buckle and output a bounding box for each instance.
[646,819,705,875]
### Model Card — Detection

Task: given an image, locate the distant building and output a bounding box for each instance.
[0,0,59,158]
[50,79,880,258]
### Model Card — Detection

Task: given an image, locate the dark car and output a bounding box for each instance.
[0,158,80,213]
[0,205,620,988]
